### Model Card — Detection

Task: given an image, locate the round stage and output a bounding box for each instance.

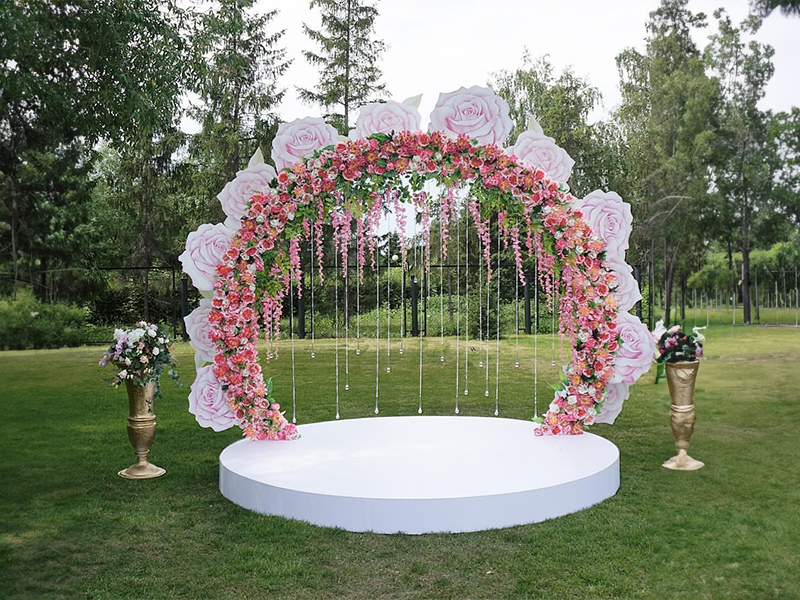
[219,416,619,534]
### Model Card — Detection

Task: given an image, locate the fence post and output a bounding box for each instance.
[297,285,306,339]
[180,276,190,342]
[410,275,420,337]
[523,272,532,334]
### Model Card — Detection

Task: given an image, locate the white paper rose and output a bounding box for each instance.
[506,130,575,185]
[188,365,236,432]
[574,190,633,261]
[611,312,655,384]
[271,117,339,172]
[595,383,630,425]
[184,299,214,367]
[351,100,422,138]
[179,222,235,293]
[429,86,513,146]
[217,163,277,229]
[607,259,643,312]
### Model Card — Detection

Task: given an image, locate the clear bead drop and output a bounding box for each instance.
[268,352,274,360]
[374,408,379,415]
[440,355,445,362]
[335,412,340,420]
[551,360,556,366]
[386,366,391,374]
[494,409,499,416]
[356,349,361,355]
[484,390,490,397]
[515,361,520,368]
[292,416,297,424]
[399,348,404,355]
[463,389,469,396]
[345,384,350,391]
[455,407,460,415]
[478,361,484,368]
[311,351,316,359]
[417,407,423,414]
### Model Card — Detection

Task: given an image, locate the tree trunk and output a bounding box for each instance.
[343,0,352,133]
[11,194,19,301]
[680,273,686,321]
[741,197,752,325]
[664,267,674,326]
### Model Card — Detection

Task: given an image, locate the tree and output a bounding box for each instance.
[750,0,800,17]
[1,0,187,298]
[299,0,387,135]
[189,0,289,221]
[615,0,718,325]
[705,10,776,324]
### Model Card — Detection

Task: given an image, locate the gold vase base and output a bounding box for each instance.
[118,462,166,480]
[662,451,704,471]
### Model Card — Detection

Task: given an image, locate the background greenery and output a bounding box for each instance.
[1,325,799,599]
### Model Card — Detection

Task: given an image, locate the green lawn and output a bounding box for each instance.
[1,325,799,599]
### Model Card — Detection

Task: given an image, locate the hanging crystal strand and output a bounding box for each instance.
[478,236,484,369]
[551,285,556,366]
[290,279,297,424]
[464,203,469,397]
[334,240,340,420]
[310,230,316,359]
[533,258,539,419]
[455,204,461,414]
[375,240,380,415]
[439,197,445,362]
[356,226,361,355]
[514,261,520,368]
[485,244,491,398]
[414,203,423,415]
[386,232,392,374]
[344,246,350,392]
[399,213,405,357]
[494,232,501,416]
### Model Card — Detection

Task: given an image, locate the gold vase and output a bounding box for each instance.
[662,360,704,471]
[119,380,166,479]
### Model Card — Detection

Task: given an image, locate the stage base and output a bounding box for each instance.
[219,416,619,534]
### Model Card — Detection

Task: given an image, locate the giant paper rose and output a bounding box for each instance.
[272,117,339,172]
[506,130,575,185]
[179,222,235,293]
[188,365,236,432]
[217,163,277,228]
[594,382,630,425]
[611,311,655,384]
[607,259,642,312]
[574,190,633,261]
[429,86,512,146]
[184,299,214,367]
[351,100,421,138]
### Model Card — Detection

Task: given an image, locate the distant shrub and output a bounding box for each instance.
[0,291,85,350]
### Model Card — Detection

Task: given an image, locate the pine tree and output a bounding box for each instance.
[299,0,387,135]
[189,0,290,221]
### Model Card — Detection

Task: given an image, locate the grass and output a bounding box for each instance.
[1,325,799,599]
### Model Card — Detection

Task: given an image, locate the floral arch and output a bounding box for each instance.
[180,87,654,441]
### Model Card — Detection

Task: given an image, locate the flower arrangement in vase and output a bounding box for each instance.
[99,322,180,479]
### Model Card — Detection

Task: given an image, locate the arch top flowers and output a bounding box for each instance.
[181,86,651,441]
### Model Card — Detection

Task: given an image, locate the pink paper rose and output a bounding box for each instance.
[607,259,642,311]
[574,190,633,261]
[184,299,214,364]
[595,382,630,425]
[351,100,421,138]
[271,117,339,172]
[506,130,575,185]
[188,365,236,432]
[429,86,513,146]
[217,163,276,228]
[179,222,235,293]
[611,312,655,384]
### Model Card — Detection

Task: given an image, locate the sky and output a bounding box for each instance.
[242,0,800,130]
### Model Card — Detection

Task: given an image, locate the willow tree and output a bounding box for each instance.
[299,0,387,135]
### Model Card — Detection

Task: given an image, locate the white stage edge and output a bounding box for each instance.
[219,416,619,534]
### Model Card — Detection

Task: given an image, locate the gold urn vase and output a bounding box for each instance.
[662,360,704,471]
[119,380,166,479]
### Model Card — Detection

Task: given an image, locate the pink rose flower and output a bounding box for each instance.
[271,117,339,172]
[217,163,276,228]
[573,190,633,261]
[429,86,513,146]
[611,312,655,384]
[351,100,422,138]
[594,382,630,425]
[188,366,236,432]
[606,259,642,311]
[179,223,235,293]
[506,130,575,185]
[184,299,214,365]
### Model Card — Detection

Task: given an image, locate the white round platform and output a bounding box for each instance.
[219,416,619,534]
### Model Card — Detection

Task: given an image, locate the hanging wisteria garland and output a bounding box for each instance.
[200,129,627,440]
